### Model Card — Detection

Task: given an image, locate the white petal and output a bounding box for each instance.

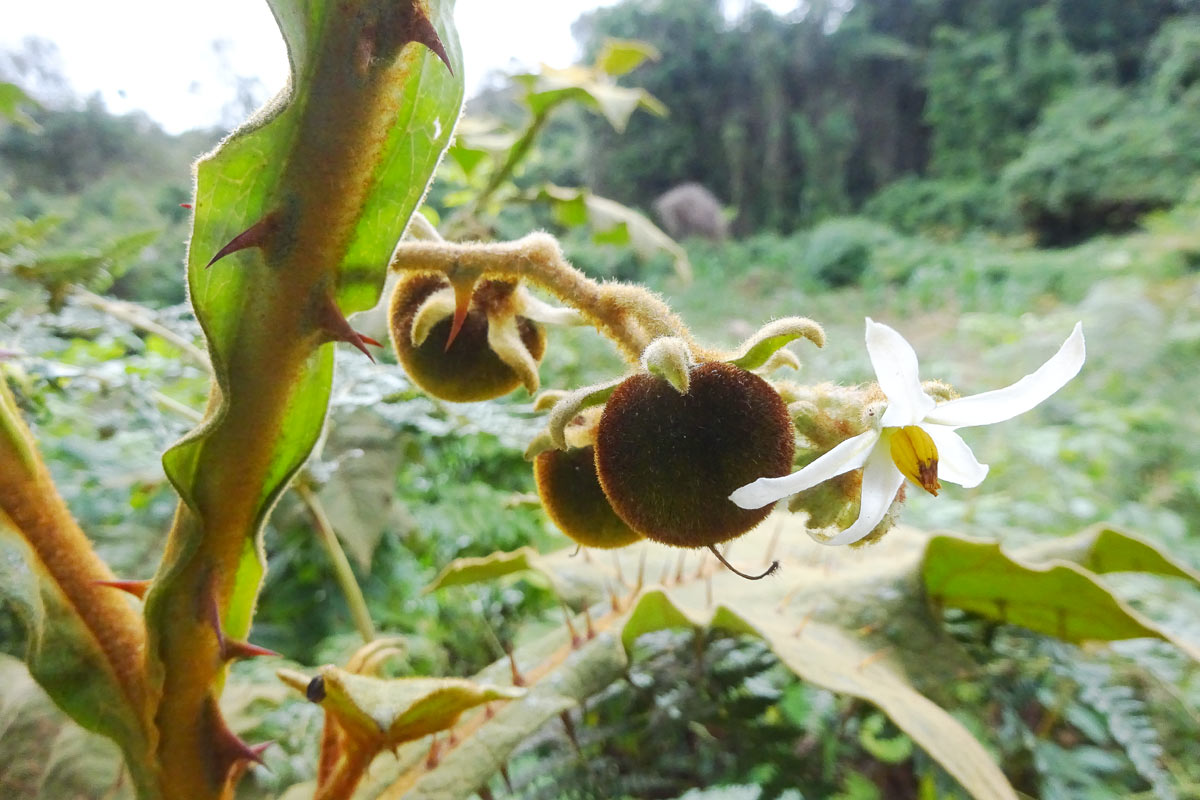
[729,430,879,509]
[925,322,1085,428]
[922,424,989,488]
[866,318,936,427]
[819,445,906,546]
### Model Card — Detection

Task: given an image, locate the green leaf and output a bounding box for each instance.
[519,65,666,133]
[0,530,154,796]
[923,535,1193,650]
[726,317,826,370]
[538,185,691,281]
[0,82,39,130]
[425,546,549,592]
[1015,525,1200,586]
[859,712,915,764]
[594,38,661,77]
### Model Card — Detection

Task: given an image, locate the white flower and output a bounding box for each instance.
[729,318,1086,545]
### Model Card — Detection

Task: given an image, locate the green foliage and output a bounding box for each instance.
[925,8,1082,179]
[3,4,1200,799]
[863,177,1019,238]
[1001,82,1200,244]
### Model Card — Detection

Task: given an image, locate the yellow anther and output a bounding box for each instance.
[888,425,941,496]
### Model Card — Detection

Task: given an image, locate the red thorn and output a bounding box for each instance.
[206,211,280,268]
[584,607,596,640]
[222,638,281,662]
[409,11,453,74]
[180,203,193,209]
[560,711,580,754]
[95,579,151,599]
[484,703,495,720]
[444,279,474,352]
[560,601,581,649]
[505,643,526,687]
[358,334,383,348]
[316,293,378,362]
[209,698,272,772]
[425,734,441,769]
[249,743,274,767]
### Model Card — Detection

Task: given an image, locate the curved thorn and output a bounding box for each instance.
[707,545,779,581]
[410,11,453,73]
[206,212,280,268]
[445,278,475,351]
[222,638,281,661]
[94,579,151,599]
[316,293,378,362]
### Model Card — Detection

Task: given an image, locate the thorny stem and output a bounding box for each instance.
[296,483,377,644]
[390,233,697,362]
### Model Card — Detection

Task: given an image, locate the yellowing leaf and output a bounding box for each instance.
[425,546,549,592]
[281,667,523,749]
[594,38,661,77]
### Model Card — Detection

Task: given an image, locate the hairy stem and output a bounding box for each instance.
[390,233,698,361]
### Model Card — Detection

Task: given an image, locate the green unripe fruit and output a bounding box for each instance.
[534,445,641,549]
[594,361,794,548]
[388,275,546,403]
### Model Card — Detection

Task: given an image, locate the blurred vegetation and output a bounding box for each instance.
[2,1,1200,798]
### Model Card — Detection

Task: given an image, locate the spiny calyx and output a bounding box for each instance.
[389,274,549,402]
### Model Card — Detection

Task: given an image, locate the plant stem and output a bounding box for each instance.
[72,287,211,371]
[296,482,377,644]
[390,233,697,361]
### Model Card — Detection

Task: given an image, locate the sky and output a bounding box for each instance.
[1,1,796,134]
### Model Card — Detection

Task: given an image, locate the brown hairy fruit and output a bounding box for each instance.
[534,445,641,549]
[388,275,546,402]
[595,361,794,548]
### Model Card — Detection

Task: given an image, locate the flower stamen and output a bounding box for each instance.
[888,425,940,496]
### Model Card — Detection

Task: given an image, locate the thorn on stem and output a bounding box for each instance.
[407,10,453,73]
[94,579,151,599]
[206,212,280,268]
[210,698,272,771]
[856,647,893,672]
[584,607,596,640]
[560,599,581,649]
[708,545,779,581]
[505,643,525,687]
[425,734,441,769]
[500,764,513,793]
[316,293,379,361]
[222,638,281,662]
[560,710,580,755]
